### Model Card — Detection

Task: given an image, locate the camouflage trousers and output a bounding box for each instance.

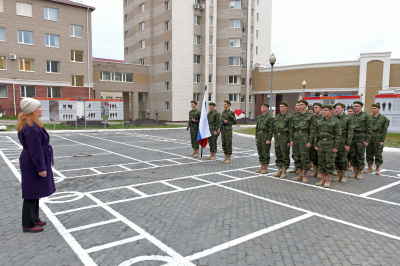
[275,134,291,168]
[335,137,349,170]
[208,131,218,152]
[293,132,311,171]
[190,126,199,149]
[317,140,337,175]
[221,128,233,155]
[349,136,367,170]
[310,145,318,166]
[366,133,384,165]
[257,133,271,164]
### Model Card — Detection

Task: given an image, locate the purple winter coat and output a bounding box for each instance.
[18,123,56,199]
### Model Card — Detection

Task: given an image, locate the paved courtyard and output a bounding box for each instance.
[0,129,400,266]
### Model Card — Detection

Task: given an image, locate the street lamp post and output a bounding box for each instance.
[302,80,306,98]
[269,53,276,114]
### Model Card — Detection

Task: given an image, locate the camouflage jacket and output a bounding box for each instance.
[207,110,221,132]
[352,111,371,143]
[336,114,354,146]
[314,116,342,150]
[220,109,237,128]
[274,112,292,140]
[370,113,388,142]
[188,109,201,127]
[255,113,274,141]
[290,111,316,144]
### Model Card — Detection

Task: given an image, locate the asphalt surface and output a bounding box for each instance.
[0,129,399,266]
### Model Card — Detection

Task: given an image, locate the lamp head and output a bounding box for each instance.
[302,80,307,87]
[269,53,276,66]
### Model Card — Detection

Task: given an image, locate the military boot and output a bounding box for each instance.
[347,162,353,172]
[289,166,298,173]
[302,170,308,183]
[349,167,358,178]
[281,167,288,179]
[188,149,195,156]
[308,166,318,177]
[292,169,303,181]
[193,149,199,158]
[317,170,322,179]
[363,164,373,173]
[210,152,217,160]
[260,164,268,174]
[341,170,347,183]
[376,165,381,175]
[273,166,282,177]
[356,170,363,180]
[206,153,212,160]
[224,154,231,164]
[324,174,331,188]
[220,154,227,163]
[255,162,263,173]
[332,170,342,182]
[333,168,338,176]
[316,173,325,186]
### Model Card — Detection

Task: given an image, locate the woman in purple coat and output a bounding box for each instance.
[17,98,55,233]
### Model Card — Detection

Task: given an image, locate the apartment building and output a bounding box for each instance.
[124,0,272,121]
[0,0,94,116]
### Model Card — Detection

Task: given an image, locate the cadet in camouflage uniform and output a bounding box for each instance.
[347,106,355,171]
[273,101,292,179]
[218,100,237,164]
[289,101,301,174]
[364,104,388,175]
[315,105,342,188]
[332,103,353,183]
[290,100,316,183]
[187,101,201,157]
[207,102,220,160]
[309,103,323,178]
[349,101,371,180]
[308,106,314,114]
[255,103,274,174]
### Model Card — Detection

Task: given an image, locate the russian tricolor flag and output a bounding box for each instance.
[197,87,211,148]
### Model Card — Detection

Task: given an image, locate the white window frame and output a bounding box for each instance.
[16,2,32,17]
[194,15,200,25]
[70,25,83,38]
[165,21,170,31]
[193,74,201,83]
[18,30,34,45]
[44,7,58,21]
[250,78,253,85]
[165,61,170,72]
[249,95,252,103]
[140,40,145,49]
[241,58,246,68]
[209,0,213,6]
[194,35,201,45]
[241,43,246,52]
[209,55,213,64]
[165,81,170,91]
[229,93,240,102]
[229,57,240,66]
[125,14,128,22]
[165,102,170,111]
[229,19,241,28]
[256,46,258,55]
[165,41,170,51]
[193,93,201,101]
[228,76,240,84]
[19,58,34,72]
[0,27,4,42]
[242,8,247,17]
[20,85,36,98]
[139,21,145,31]
[0,0,4,13]
[241,78,246,85]
[209,36,213,45]
[125,47,129,54]
[45,34,59,48]
[165,1,170,11]
[46,60,60,73]
[125,30,128,39]
[229,38,240,47]
[209,16,213,26]
[208,93,212,102]
[229,1,241,9]
[142,93,146,102]
[72,75,84,87]
[0,56,6,70]
[209,74,212,83]
[47,87,61,98]
[140,58,145,65]
[125,73,134,83]
[139,3,145,13]
[194,54,201,64]
[240,95,245,103]
[0,84,8,98]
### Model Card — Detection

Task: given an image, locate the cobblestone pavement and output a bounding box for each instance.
[0,129,400,266]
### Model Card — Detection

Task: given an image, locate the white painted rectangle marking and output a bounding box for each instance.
[67,218,120,233]
[161,181,183,190]
[90,168,103,174]
[85,235,145,254]
[360,180,400,197]
[126,186,148,197]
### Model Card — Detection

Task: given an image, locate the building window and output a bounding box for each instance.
[208,93,212,102]
[209,16,213,26]
[47,87,61,98]
[251,44,253,51]
[209,55,213,64]
[16,2,32,17]
[229,19,241,28]
[72,75,84,87]
[126,47,130,55]
[100,72,133,82]
[0,56,5,69]
[0,0,3,13]
[18,30,33,45]
[242,8,247,17]
[165,82,170,91]
[241,43,246,52]
[209,74,212,83]
[194,15,200,25]
[106,96,113,99]
[140,40,145,49]
[241,95,245,103]
[229,1,241,9]
[241,59,246,68]
[45,34,59,48]
[242,25,247,34]
[249,95,252,102]
[46,61,60,73]
[165,21,170,31]
[20,86,35,98]
[139,21,145,31]
[256,46,258,55]
[228,76,239,84]
[251,9,254,17]
[0,27,4,41]
[165,102,170,111]
[125,0,128,6]
[194,0,200,4]
[249,78,253,85]
[229,57,240,66]
[125,14,128,22]
[193,93,201,101]
[193,74,201,83]
[257,13,259,21]
[20,58,34,71]
[194,54,201,64]
[256,30,258,38]
[209,0,213,6]
[165,1,170,11]
[229,38,240,47]
[71,50,83,62]
[140,58,145,65]
[250,61,253,69]
[100,71,111,81]
[142,93,146,102]
[139,3,145,13]
[241,78,246,85]
[114,72,123,82]
[209,36,213,45]
[229,94,239,102]
[165,41,170,51]
[125,30,128,39]
[165,61,170,72]
[0,84,7,97]
[251,26,254,35]
[194,35,201,44]
[44,7,58,21]
[126,73,133,82]
[70,25,83,38]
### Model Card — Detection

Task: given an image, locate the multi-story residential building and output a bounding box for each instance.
[0,0,94,116]
[124,0,272,121]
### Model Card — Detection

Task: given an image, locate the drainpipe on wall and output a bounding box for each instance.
[13,82,16,116]
[87,7,91,99]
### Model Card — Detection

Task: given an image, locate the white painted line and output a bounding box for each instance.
[51,144,81,148]
[165,159,182,165]
[6,136,22,148]
[85,235,145,254]
[126,186,148,197]
[144,162,159,167]
[53,205,101,216]
[360,180,400,197]
[216,173,239,180]
[118,165,133,171]
[379,174,400,179]
[90,168,103,174]
[67,218,120,233]
[161,181,183,191]
[0,150,21,182]
[187,213,314,261]
[119,255,176,265]
[85,193,195,265]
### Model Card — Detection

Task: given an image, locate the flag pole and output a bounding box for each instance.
[201,139,203,158]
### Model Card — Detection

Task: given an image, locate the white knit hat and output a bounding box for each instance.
[20,98,41,114]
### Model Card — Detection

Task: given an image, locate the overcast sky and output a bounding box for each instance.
[82,0,400,66]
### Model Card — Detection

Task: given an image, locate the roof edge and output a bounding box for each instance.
[46,0,96,10]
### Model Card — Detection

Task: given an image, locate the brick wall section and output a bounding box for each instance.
[389,64,400,87]
[365,60,384,115]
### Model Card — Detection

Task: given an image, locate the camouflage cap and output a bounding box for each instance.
[372,103,381,108]
[308,106,314,110]
[299,99,309,106]
[313,102,322,108]
[353,101,364,106]
[191,100,197,105]
[209,102,216,106]
[334,103,346,109]
[224,100,231,105]
[279,101,289,107]
[261,102,270,108]
[347,106,354,110]
[322,104,333,110]
[295,101,301,104]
